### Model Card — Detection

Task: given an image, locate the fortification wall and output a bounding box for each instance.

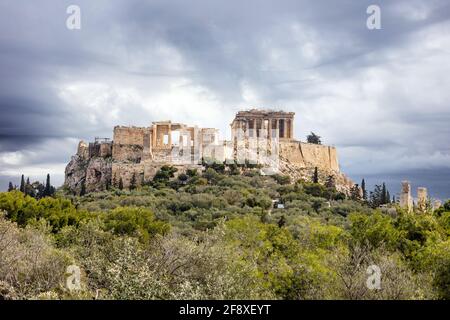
[112,144,143,163]
[113,126,148,145]
[279,141,339,172]
[99,142,112,158]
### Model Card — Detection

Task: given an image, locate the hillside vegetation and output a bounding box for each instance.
[0,166,449,300]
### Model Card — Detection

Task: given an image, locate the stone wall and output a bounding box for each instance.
[112,144,143,163]
[279,141,339,172]
[113,126,148,145]
[100,143,112,158]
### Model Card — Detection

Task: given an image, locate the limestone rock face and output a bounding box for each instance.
[278,157,354,195]
[64,154,112,194]
[64,154,88,194]
[85,157,112,193]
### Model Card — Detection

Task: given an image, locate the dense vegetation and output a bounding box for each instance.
[0,166,449,300]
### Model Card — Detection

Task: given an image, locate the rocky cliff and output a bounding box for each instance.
[64,141,113,194]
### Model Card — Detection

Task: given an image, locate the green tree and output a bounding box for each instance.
[19,175,25,193]
[130,172,137,190]
[153,166,178,185]
[118,177,124,190]
[24,177,34,197]
[7,182,14,192]
[381,183,387,204]
[325,175,336,190]
[361,179,367,201]
[103,207,170,242]
[349,212,400,249]
[177,173,189,184]
[312,167,319,184]
[369,184,383,208]
[306,132,322,145]
[186,169,198,177]
[350,184,362,201]
[444,200,450,211]
[44,174,53,197]
[202,168,220,184]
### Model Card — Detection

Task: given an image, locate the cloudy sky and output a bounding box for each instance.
[0,0,449,199]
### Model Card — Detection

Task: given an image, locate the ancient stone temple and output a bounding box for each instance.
[64,109,354,194]
[231,109,295,141]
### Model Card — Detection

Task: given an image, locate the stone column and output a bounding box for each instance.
[400,181,413,213]
[417,187,428,213]
[285,119,291,138]
[152,125,157,147]
[290,118,294,139]
[168,124,172,146]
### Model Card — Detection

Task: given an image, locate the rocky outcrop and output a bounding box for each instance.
[85,157,112,193]
[278,156,354,195]
[65,154,88,194]
[65,153,112,194]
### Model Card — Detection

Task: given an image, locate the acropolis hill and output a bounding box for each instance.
[64,109,354,194]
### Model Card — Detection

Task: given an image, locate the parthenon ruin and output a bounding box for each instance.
[65,109,352,193]
[231,109,295,140]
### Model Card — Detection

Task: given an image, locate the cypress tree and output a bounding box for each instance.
[44,174,51,197]
[312,167,319,184]
[381,183,387,204]
[20,174,25,193]
[361,179,367,201]
[25,177,31,195]
[118,177,124,190]
[130,173,136,190]
[8,182,14,192]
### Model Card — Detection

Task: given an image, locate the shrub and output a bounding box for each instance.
[102,207,170,242]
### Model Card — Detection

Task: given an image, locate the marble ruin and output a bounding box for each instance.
[399,181,432,213]
[399,181,413,213]
[65,109,354,194]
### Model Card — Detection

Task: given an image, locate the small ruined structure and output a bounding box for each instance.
[417,187,428,213]
[65,109,354,194]
[399,182,432,214]
[399,181,413,213]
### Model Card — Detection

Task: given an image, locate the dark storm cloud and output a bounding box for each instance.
[0,0,449,198]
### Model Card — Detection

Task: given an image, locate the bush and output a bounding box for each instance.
[102,207,170,242]
[272,174,291,185]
